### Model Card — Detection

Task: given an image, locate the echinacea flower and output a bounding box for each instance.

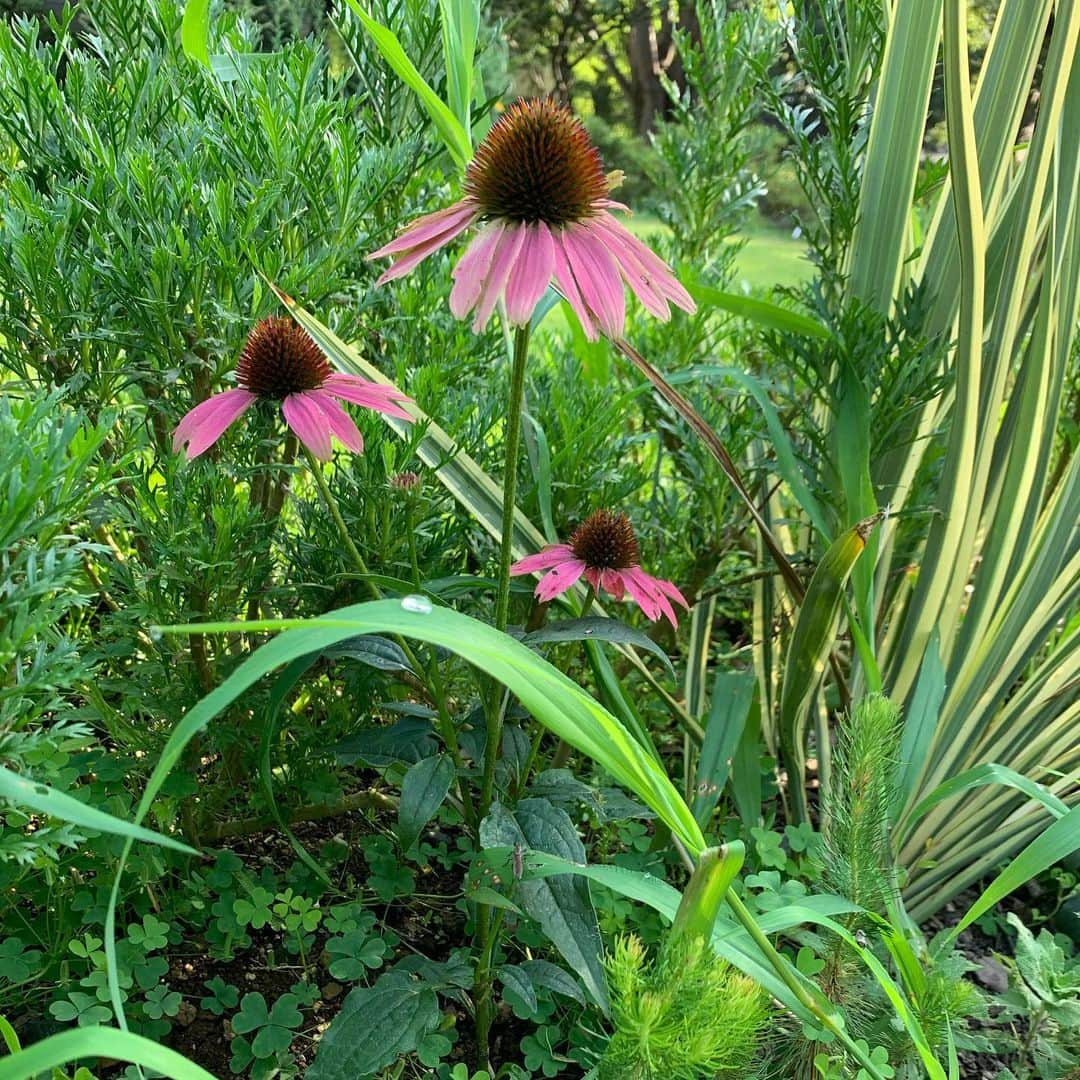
[511,509,688,627]
[368,98,696,341]
[173,317,413,461]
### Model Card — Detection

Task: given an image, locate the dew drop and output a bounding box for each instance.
[149,626,163,642]
[400,594,433,615]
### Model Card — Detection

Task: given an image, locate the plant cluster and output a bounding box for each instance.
[0,1,1077,1079]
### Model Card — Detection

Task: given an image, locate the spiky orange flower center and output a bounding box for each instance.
[570,510,640,570]
[465,98,609,226]
[236,317,331,399]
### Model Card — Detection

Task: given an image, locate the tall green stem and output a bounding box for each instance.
[493,323,531,634]
[479,322,531,819]
[305,448,381,601]
[475,322,531,1069]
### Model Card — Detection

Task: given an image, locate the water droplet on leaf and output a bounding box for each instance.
[400,594,432,615]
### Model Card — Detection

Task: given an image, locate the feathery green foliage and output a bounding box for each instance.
[821,695,902,916]
[599,933,767,1080]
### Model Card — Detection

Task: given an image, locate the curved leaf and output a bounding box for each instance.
[689,282,830,339]
[307,972,439,1079]
[180,0,211,67]
[481,800,608,1012]
[0,1027,215,1080]
[0,766,195,856]
[899,762,1069,845]
[398,753,455,851]
[343,0,471,168]
[780,515,881,819]
[524,617,674,675]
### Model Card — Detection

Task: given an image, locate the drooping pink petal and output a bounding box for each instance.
[601,568,626,600]
[375,221,473,285]
[654,576,689,611]
[623,566,683,628]
[307,390,364,454]
[560,223,626,338]
[472,225,527,331]
[551,237,598,341]
[504,222,556,325]
[367,200,477,259]
[282,392,333,460]
[322,374,414,421]
[535,558,587,602]
[450,223,505,319]
[584,566,602,592]
[596,198,631,213]
[510,544,576,575]
[594,219,672,319]
[173,389,257,459]
[597,213,696,313]
[620,567,663,623]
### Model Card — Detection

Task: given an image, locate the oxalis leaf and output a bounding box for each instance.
[398,753,455,851]
[307,971,440,1079]
[480,799,609,1013]
[523,617,675,676]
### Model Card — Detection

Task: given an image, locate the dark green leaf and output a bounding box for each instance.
[497,964,538,1013]
[332,717,437,767]
[524,617,675,676]
[398,754,455,851]
[323,634,414,674]
[307,972,440,1079]
[693,670,755,827]
[480,800,608,1013]
[519,959,586,1005]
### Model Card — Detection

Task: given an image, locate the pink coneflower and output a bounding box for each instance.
[511,509,688,628]
[173,317,412,461]
[367,99,696,341]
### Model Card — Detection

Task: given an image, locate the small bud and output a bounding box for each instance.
[390,470,421,493]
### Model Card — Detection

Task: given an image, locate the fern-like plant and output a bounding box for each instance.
[599,933,767,1080]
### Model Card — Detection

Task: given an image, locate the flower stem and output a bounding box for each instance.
[305,451,446,730]
[475,321,531,1070]
[479,321,531,819]
[494,323,531,634]
[304,448,381,601]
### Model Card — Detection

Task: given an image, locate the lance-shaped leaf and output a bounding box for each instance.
[780,515,882,821]
[343,0,471,168]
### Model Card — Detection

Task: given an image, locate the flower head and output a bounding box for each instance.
[510,509,688,627]
[390,470,421,492]
[368,98,696,341]
[173,317,413,461]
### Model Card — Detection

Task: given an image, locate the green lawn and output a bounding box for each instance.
[730,214,813,290]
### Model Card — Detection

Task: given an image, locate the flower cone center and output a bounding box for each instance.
[570,510,640,570]
[236,317,332,399]
[465,99,608,226]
